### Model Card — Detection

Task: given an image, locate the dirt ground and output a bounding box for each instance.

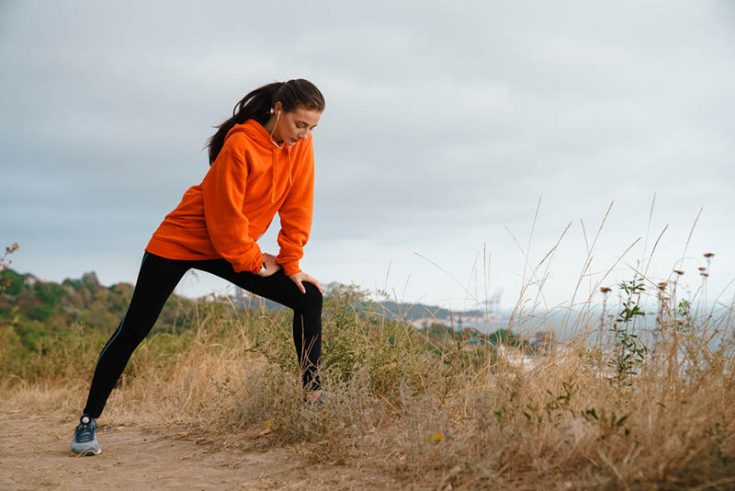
[0,410,401,490]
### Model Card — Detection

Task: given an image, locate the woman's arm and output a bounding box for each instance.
[201,133,264,274]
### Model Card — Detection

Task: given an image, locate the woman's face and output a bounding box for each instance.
[273,103,321,146]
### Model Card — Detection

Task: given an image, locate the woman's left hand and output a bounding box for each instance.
[288,271,323,295]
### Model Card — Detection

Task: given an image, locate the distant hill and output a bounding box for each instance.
[367,300,487,321]
[0,269,195,351]
[230,280,495,322]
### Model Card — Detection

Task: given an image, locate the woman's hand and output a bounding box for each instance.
[288,271,323,295]
[257,253,281,277]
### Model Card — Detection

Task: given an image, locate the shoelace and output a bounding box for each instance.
[75,423,94,443]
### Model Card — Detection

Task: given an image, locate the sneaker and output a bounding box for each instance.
[70,414,101,456]
[302,390,326,406]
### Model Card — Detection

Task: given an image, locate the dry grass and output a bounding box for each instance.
[2,276,735,490]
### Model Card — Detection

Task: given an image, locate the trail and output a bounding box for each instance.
[0,411,393,490]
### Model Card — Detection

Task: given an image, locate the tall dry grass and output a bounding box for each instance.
[2,225,735,489]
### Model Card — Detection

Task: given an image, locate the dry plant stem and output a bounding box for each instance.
[504,197,543,338]
[504,220,571,343]
[529,222,572,314]
[565,201,614,333]
[677,207,703,270]
[413,251,482,305]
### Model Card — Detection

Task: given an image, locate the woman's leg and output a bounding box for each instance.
[82,252,189,418]
[194,260,323,391]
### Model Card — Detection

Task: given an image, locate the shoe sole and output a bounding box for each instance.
[71,447,102,456]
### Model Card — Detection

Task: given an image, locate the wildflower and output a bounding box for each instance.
[704,252,715,259]
[657,282,667,291]
[698,267,706,272]
[673,269,684,276]
[258,418,273,437]
[600,287,612,294]
[427,432,444,444]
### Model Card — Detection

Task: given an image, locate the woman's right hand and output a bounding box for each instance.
[257,253,281,277]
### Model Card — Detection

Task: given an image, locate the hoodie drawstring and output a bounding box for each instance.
[270,143,294,204]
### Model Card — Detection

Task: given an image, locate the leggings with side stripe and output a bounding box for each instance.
[82,251,323,418]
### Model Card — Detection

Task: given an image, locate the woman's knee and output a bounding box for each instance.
[296,282,323,312]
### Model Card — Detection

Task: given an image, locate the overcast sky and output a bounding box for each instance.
[2,0,734,313]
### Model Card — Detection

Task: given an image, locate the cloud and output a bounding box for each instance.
[2,0,734,309]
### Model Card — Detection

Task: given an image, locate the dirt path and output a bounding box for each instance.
[0,411,397,490]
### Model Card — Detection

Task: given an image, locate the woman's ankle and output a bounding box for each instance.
[303,389,323,403]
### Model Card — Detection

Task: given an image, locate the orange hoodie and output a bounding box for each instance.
[145,119,314,276]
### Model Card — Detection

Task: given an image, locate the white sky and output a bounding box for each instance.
[2,0,734,311]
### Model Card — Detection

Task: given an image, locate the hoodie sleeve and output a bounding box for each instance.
[276,137,314,276]
[201,133,264,274]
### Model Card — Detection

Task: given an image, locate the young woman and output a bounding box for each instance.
[71,79,326,456]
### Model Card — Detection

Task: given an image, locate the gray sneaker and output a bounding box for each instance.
[70,415,101,456]
[302,390,326,406]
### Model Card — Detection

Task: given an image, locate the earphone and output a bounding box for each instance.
[268,107,282,143]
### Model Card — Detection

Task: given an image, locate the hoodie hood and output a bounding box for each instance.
[225,119,294,203]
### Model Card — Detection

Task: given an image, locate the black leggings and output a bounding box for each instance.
[83,251,323,418]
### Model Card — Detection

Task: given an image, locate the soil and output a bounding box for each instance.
[0,410,400,490]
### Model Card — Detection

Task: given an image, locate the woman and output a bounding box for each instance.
[71,79,326,456]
